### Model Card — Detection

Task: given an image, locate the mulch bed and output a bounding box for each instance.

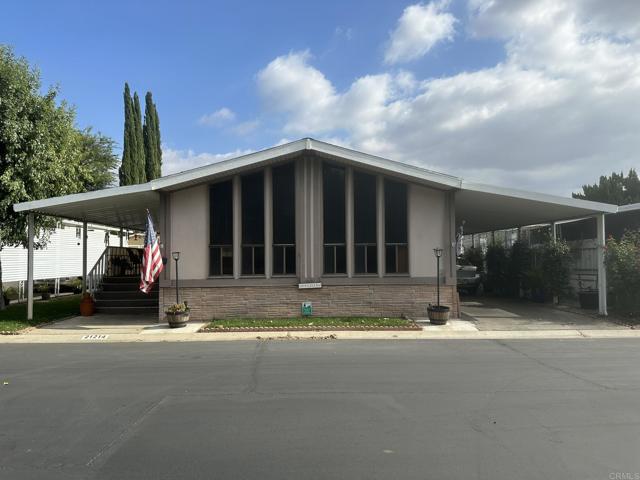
[200,324,422,333]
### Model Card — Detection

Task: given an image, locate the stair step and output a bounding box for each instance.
[95,291,158,300]
[96,306,158,315]
[102,282,156,292]
[95,299,158,307]
[102,276,141,284]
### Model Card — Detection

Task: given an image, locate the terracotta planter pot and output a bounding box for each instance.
[79,294,95,317]
[427,305,450,325]
[166,312,189,328]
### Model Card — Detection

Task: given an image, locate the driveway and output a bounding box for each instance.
[26,314,205,336]
[2,340,640,479]
[461,297,626,331]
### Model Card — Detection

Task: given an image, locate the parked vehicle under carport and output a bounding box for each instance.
[457,265,482,295]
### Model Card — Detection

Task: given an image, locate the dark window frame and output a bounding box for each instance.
[241,171,265,276]
[272,163,297,276]
[384,179,409,275]
[209,180,234,277]
[323,162,347,275]
[353,170,378,275]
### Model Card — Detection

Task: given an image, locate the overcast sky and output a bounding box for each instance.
[4,0,640,195]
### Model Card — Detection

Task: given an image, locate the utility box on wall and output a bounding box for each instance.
[301,301,313,316]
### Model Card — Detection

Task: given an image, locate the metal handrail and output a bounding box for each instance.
[86,246,143,294]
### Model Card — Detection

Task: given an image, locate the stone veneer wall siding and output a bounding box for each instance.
[159,284,459,321]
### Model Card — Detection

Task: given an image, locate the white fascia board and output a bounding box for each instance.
[617,202,640,213]
[461,181,618,213]
[150,139,309,191]
[150,137,462,191]
[13,183,154,212]
[308,139,462,188]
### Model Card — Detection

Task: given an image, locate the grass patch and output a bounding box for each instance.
[0,295,81,333]
[204,316,416,331]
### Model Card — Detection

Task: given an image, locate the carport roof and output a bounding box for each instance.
[13,138,618,231]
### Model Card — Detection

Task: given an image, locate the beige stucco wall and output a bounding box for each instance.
[165,162,452,282]
[408,183,448,278]
[170,184,209,280]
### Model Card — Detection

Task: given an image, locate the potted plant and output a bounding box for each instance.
[166,302,190,328]
[79,292,95,316]
[38,283,51,301]
[427,304,450,325]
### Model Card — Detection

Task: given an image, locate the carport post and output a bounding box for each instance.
[27,213,34,321]
[82,221,87,294]
[596,213,607,316]
[119,227,123,247]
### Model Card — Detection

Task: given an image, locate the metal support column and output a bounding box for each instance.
[596,213,608,316]
[82,221,87,294]
[27,213,34,321]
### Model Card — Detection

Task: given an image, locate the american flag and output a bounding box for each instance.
[140,211,164,293]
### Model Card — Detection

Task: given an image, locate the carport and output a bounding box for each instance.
[455,181,618,315]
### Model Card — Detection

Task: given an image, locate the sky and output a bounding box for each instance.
[3,0,640,196]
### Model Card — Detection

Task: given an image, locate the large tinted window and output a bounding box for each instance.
[323,163,346,274]
[354,171,377,274]
[241,171,265,275]
[384,179,408,274]
[272,163,296,275]
[209,180,233,276]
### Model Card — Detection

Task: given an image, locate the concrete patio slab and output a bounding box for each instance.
[461,297,626,331]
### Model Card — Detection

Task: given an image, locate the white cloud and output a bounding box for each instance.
[198,107,236,126]
[384,1,456,64]
[162,146,253,175]
[255,0,640,195]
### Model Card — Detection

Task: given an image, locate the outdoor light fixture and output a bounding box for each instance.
[433,248,444,306]
[172,252,180,304]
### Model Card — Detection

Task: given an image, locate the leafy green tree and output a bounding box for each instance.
[507,240,532,297]
[78,128,118,191]
[540,238,573,301]
[606,230,640,314]
[143,92,162,180]
[485,243,509,294]
[573,169,640,205]
[0,45,95,309]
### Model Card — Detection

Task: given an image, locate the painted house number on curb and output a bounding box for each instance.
[298,282,322,289]
[82,334,109,340]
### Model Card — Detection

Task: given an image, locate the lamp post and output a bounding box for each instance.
[433,248,443,307]
[172,251,180,304]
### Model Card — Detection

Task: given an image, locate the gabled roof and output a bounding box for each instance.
[13,137,619,232]
[152,138,462,191]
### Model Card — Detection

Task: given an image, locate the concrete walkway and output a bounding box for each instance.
[461,297,626,330]
[1,308,639,343]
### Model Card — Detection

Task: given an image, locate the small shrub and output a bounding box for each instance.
[166,302,190,314]
[507,241,532,297]
[606,230,640,314]
[3,287,18,301]
[461,246,485,273]
[540,238,573,300]
[485,243,509,294]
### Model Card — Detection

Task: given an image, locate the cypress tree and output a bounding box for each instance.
[132,92,146,183]
[143,92,161,180]
[153,97,162,178]
[119,83,135,186]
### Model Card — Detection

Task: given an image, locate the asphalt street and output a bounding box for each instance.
[1,339,639,479]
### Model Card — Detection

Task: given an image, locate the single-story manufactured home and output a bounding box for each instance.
[13,138,618,320]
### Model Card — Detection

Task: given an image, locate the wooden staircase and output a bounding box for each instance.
[88,247,159,316]
[94,275,158,315]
